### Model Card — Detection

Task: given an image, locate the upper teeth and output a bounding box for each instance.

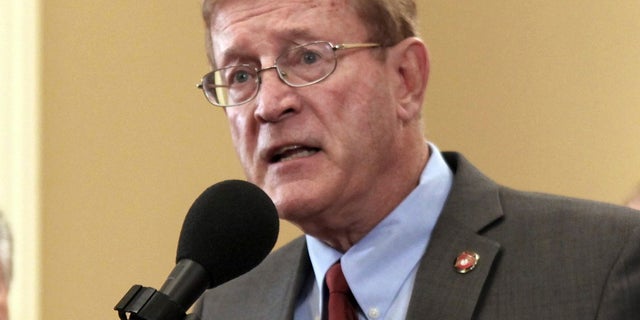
[275,146,318,162]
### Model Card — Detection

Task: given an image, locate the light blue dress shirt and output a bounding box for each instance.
[294,144,453,320]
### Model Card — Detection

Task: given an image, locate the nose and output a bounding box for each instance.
[253,66,301,123]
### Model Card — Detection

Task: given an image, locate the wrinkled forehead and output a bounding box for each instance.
[209,0,352,29]
[207,0,366,63]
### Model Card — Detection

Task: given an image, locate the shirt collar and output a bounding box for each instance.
[306,143,453,318]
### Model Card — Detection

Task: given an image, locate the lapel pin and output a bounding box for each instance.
[454,251,480,274]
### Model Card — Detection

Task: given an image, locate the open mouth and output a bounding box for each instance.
[270,145,320,163]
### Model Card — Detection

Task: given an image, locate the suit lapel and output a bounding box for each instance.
[263,237,311,320]
[197,236,311,320]
[406,152,503,319]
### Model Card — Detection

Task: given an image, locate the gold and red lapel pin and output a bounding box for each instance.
[454,251,480,274]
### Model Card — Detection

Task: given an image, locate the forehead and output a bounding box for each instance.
[209,0,368,61]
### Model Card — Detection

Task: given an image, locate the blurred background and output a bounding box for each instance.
[1,0,639,319]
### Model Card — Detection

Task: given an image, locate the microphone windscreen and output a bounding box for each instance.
[176,180,279,288]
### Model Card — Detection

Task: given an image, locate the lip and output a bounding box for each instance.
[263,143,322,164]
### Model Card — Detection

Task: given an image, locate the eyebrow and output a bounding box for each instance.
[216,47,256,68]
[284,28,317,42]
[215,28,320,68]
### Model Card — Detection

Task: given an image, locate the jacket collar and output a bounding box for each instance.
[267,152,504,320]
[406,152,503,319]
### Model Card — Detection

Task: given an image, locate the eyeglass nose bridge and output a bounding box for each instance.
[256,65,290,85]
[250,64,295,105]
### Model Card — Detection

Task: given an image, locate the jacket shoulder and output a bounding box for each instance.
[194,237,308,319]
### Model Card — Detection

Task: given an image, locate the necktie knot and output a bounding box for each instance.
[326,262,349,293]
[325,262,357,320]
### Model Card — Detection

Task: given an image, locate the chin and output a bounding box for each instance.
[268,184,326,222]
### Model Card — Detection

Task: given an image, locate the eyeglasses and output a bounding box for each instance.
[196,41,381,107]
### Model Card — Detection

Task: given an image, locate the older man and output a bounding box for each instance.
[194,1,640,319]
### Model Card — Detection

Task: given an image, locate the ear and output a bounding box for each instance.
[387,37,430,122]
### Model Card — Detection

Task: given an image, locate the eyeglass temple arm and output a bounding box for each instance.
[334,43,381,50]
[196,82,231,89]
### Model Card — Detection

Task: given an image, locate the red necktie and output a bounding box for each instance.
[326,262,358,320]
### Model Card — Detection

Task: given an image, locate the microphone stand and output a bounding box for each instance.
[114,285,201,320]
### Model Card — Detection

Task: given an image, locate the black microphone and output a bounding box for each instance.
[115,180,279,320]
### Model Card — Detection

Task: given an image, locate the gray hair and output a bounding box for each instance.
[201,0,418,68]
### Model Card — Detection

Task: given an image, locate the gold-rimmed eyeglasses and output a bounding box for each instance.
[196,41,381,107]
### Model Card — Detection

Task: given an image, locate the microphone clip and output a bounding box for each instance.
[114,285,201,320]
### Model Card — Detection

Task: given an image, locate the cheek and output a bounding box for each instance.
[226,110,258,167]
[333,76,394,135]
[334,82,398,167]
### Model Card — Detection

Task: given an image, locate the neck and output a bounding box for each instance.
[303,138,431,252]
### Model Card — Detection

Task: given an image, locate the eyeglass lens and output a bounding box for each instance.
[202,42,338,107]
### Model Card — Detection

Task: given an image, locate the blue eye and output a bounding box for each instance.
[302,51,320,64]
[233,70,251,83]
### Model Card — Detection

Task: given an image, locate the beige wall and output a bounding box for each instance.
[420,1,640,202]
[40,1,640,319]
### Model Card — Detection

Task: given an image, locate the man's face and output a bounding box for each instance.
[209,0,405,228]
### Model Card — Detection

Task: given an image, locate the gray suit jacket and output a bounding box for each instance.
[195,152,640,319]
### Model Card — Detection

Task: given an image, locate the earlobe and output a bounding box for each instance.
[390,37,430,122]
